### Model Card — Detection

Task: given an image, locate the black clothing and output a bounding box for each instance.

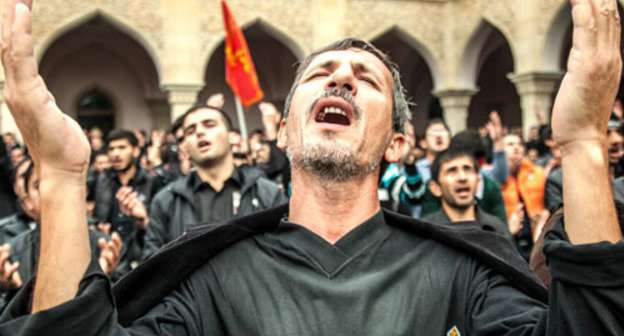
[544,167,563,213]
[141,166,287,260]
[93,167,163,276]
[0,228,108,312]
[0,213,34,244]
[3,206,624,335]
[0,145,16,218]
[423,206,513,241]
[256,140,290,188]
[191,168,240,221]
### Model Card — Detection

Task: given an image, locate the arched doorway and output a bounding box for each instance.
[463,21,520,129]
[39,12,166,134]
[200,20,302,133]
[371,27,440,135]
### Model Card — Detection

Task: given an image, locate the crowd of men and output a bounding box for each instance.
[0,0,622,334]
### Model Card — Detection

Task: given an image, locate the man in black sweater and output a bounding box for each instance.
[0,1,623,335]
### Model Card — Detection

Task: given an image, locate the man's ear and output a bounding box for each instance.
[276,120,288,150]
[384,133,406,163]
[429,180,442,198]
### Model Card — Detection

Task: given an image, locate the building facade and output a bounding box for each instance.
[0,0,618,138]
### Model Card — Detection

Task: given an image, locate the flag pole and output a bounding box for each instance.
[234,96,248,141]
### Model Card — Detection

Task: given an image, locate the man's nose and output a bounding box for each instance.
[325,64,358,95]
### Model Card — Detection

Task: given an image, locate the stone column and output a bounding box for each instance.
[163,84,203,122]
[508,72,563,139]
[0,80,20,140]
[434,89,479,135]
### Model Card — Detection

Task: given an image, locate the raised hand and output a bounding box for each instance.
[1,0,92,311]
[206,93,225,109]
[0,244,22,290]
[551,0,623,244]
[259,102,281,140]
[116,186,148,229]
[98,232,122,277]
[552,0,622,147]
[485,111,503,151]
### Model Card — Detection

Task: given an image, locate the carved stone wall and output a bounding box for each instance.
[0,0,582,134]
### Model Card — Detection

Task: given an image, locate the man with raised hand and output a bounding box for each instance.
[0,1,623,335]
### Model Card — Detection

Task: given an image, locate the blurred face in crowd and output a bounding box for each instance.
[107,138,139,173]
[89,129,103,140]
[182,108,232,168]
[424,123,450,155]
[430,155,478,210]
[91,137,103,151]
[279,48,399,182]
[22,168,41,221]
[527,148,539,162]
[503,134,525,170]
[607,127,624,165]
[13,160,31,199]
[10,147,24,166]
[92,153,111,173]
[3,133,16,147]
[529,127,540,141]
[252,142,271,165]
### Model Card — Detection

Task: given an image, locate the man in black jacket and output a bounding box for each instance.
[93,130,162,275]
[116,105,287,260]
[423,148,513,241]
[0,1,624,335]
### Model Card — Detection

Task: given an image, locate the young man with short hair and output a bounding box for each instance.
[424,148,512,240]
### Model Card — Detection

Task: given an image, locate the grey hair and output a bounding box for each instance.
[282,38,412,133]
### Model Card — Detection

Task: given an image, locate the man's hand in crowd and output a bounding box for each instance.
[97,222,112,235]
[0,244,22,290]
[116,186,148,229]
[485,111,504,151]
[551,0,623,244]
[207,93,225,109]
[98,233,122,277]
[2,0,91,311]
[259,102,281,141]
[508,204,525,236]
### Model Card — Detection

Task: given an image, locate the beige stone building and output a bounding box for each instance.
[0,0,621,139]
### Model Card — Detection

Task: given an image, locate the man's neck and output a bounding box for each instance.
[117,165,137,186]
[442,201,476,222]
[288,169,381,245]
[425,151,437,164]
[195,154,235,192]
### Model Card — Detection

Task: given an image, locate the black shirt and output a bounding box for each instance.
[189,168,243,222]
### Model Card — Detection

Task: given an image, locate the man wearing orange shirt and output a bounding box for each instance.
[501,133,546,260]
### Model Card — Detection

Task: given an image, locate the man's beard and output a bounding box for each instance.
[287,137,384,183]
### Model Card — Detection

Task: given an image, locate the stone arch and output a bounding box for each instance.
[200,18,302,133]
[462,21,520,128]
[543,2,572,72]
[370,26,440,134]
[36,10,163,80]
[39,12,168,132]
[370,26,443,91]
[459,19,516,88]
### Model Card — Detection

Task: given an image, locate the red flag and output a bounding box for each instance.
[222,0,264,108]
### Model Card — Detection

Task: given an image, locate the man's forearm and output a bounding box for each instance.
[32,175,91,313]
[561,141,623,245]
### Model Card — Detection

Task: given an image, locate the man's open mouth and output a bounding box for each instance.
[455,187,471,197]
[198,140,211,150]
[313,98,355,127]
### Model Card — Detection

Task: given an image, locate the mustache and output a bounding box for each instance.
[308,88,361,120]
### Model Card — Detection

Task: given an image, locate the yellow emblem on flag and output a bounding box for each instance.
[447,326,460,336]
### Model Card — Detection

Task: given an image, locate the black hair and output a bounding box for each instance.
[11,157,31,187]
[180,104,233,132]
[450,130,486,159]
[23,161,35,194]
[106,130,139,147]
[282,38,411,133]
[430,148,479,183]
